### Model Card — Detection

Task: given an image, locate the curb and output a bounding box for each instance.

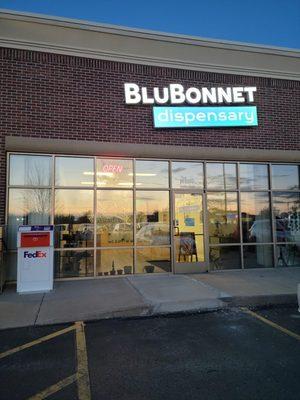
[0,294,298,331]
[222,294,297,307]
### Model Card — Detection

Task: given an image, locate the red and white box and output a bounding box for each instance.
[17,225,54,293]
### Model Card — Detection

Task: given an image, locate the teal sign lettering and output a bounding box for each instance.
[153,106,258,128]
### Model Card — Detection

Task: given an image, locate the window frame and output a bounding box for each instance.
[6,152,300,276]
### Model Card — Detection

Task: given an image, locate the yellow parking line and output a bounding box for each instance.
[241,307,300,341]
[0,325,76,360]
[75,321,91,400]
[27,373,77,400]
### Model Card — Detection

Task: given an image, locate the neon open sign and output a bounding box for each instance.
[102,164,124,173]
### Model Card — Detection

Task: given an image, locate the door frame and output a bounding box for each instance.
[171,189,208,274]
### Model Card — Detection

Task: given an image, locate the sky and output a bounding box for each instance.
[1,0,300,49]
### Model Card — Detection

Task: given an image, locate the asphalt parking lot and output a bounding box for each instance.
[0,305,299,400]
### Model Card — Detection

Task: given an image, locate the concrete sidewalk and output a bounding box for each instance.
[0,267,299,329]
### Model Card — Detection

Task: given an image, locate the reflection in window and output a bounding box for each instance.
[97,159,133,187]
[9,155,52,186]
[243,245,273,268]
[241,192,271,243]
[136,247,171,273]
[136,191,170,245]
[9,153,300,277]
[54,250,94,278]
[272,165,299,190]
[7,188,51,249]
[273,192,300,242]
[55,157,94,187]
[206,163,237,190]
[172,162,203,189]
[209,246,241,270]
[276,244,300,267]
[96,249,133,276]
[207,192,239,244]
[239,164,269,190]
[136,160,169,188]
[97,190,133,247]
[54,190,94,248]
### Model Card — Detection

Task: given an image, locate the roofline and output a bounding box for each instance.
[1,9,299,80]
[1,9,299,55]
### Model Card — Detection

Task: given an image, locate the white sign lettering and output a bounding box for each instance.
[124,83,257,105]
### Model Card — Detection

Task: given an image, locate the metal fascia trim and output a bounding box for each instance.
[1,39,300,81]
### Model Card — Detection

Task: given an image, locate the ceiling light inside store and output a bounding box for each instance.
[97,172,114,177]
[83,171,115,177]
[128,173,156,176]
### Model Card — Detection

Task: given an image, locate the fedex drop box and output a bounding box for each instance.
[17,225,54,294]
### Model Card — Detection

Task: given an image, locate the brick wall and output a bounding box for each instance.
[0,47,300,223]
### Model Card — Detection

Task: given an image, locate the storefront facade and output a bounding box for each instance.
[1,11,300,280]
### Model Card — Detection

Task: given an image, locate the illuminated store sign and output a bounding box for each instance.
[153,106,258,128]
[124,83,257,105]
[124,83,258,128]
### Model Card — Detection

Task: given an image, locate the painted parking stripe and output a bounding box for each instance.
[75,321,91,400]
[241,307,300,341]
[27,373,77,400]
[0,325,76,360]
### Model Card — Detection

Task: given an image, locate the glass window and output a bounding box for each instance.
[207,192,240,244]
[136,191,170,246]
[97,159,133,187]
[9,155,52,186]
[174,192,204,263]
[272,165,299,190]
[136,247,171,273]
[206,163,237,190]
[7,188,51,249]
[96,248,133,276]
[209,246,241,270]
[239,164,269,190]
[136,161,169,188]
[273,192,300,242]
[55,157,94,187]
[276,244,300,267]
[172,162,203,189]
[96,190,133,247]
[54,190,94,248]
[55,250,94,278]
[243,245,273,268]
[241,192,272,243]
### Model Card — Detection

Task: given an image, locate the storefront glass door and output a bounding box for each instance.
[173,191,207,273]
